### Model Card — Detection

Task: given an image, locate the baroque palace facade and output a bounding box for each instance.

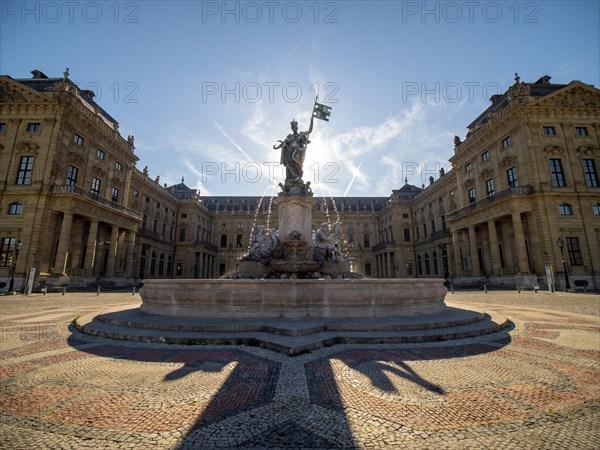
[1,71,599,291]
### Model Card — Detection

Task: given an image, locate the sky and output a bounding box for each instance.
[2,1,599,197]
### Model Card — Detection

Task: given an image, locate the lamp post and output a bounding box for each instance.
[556,238,571,291]
[8,239,23,292]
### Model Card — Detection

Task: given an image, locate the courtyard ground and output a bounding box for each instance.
[1,290,598,449]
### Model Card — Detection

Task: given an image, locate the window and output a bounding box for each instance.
[549,159,565,187]
[150,252,156,276]
[501,136,512,148]
[220,234,227,248]
[486,179,495,196]
[402,213,409,218]
[111,187,119,202]
[179,228,187,242]
[16,156,33,185]
[142,215,147,230]
[566,237,583,266]
[403,228,410,242]
[481,151,489,161]
[0,123,6,132]
[66,165,78,186]
[364,263,372,277]
[465,162,472,172]
[347,234,354,248]
[181,213,188,218]
[423,223,427,237]
[115,161,123,171]
[236,234,243,248]
[73,134,84,145]
[543,126,556,136]
[417,255,423,276]
[425,254,431,275]
[593,204,600,215]
[363,234,370,248]
[96,149,105,159]
[158,254,165,276]
[153,219,158,233]
[441,215,446,231]
[468,188,476,203]
[133,190,139,197]
[575,127,588,136]
[8,202,23,215]
[559,204,572,215]
[583,159,598,187]
[0,237,17,267]
[507,167,518,188]
[26,122,41,132]
[91,177,101,194]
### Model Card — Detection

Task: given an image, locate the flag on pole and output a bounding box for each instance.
[312,102,332,121]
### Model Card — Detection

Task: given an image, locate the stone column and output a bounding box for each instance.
[512,212,530,274]
[83,219,99,277]
[487,220,501,276]
[55,212,74,275]
[468,225,481,276]
[452,231,463,277]
[124,230,136,278]
[105,225,119,277]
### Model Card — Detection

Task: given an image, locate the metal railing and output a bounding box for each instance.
[447,186,533,220]
[50,185,142,220]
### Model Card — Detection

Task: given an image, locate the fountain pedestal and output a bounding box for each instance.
[274,195,315,243]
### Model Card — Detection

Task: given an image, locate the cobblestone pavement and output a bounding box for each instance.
[1,291,598,449]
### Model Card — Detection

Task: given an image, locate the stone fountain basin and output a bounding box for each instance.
[270,260,321,273]
[140,278,447,319]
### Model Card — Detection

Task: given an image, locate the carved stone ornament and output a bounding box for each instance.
[480,167,495,180]
[543,145,566,157]
[576,145,599,156]
[0,82,27,102]
[15,141,40,155]
[68,152,85,166]
[500,156,518,169]
[463,178,475,189]
[549,87,600,108]
[94,167,107,178]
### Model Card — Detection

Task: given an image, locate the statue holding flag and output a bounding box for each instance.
[273,98,332,196]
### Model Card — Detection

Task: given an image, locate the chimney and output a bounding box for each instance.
[31,70,49,79]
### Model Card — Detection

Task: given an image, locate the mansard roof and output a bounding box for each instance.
[13,72,120,126]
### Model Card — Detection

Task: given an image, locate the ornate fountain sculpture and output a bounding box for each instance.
[236,100,353,279]
[138,100,448,319]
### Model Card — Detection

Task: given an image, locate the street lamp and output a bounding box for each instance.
[556,238,571,291]
[8,239,23,292]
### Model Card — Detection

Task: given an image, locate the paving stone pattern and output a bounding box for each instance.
[1,291,598,449]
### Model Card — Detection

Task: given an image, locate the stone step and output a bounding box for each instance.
[75,307,509,355]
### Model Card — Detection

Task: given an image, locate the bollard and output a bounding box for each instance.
[41,286,47,295]
[132,286,136,296]
[97,286,101,295]
[62,287,66,296]
[451,284,454,294]
[517,284,521,293]
[484,284,487,294]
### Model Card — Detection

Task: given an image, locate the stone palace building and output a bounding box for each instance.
[1,70,599,291]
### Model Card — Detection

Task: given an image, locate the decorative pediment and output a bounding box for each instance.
[576,145,599,156]
[0,78,52,104]
[0,82,27,102]
[543,145,565,157]
[15,141,40,155]
[534,84,600,109]
[500,156,518,169]
[463,179,475,189]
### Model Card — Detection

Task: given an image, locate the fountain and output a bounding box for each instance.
[139,104,448,319]
[76,101,508,354]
